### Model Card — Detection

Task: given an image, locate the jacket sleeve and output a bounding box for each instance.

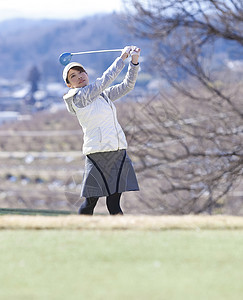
[72,57,125,108]
[103,62,139,102]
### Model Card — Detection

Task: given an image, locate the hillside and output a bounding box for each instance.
[0,13,241,83]
[0,13,148,82]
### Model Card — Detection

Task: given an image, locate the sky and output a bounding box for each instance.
[0,0,122,21]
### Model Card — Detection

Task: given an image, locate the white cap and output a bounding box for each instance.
[62,62,86,84]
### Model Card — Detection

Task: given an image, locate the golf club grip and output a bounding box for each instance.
[71,49,123,55]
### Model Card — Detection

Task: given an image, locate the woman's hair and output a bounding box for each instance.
[66,66,87,84]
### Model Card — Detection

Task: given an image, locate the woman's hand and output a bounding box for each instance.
[120,46,141,63]
[121,46,131,61]
[130,46,141,64]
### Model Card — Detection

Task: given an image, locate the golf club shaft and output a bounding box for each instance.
[71,49,123,55]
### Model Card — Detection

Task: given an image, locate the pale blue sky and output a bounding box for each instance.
[0,0,122,21]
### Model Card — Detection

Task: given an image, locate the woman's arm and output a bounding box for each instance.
[73,57,124,107]
[72,47,132,108]
[103,62,139,101]
[103,47,141,101]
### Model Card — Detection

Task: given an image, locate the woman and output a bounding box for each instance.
[62,46,140,215]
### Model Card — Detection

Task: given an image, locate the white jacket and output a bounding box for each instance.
[63,57,139,155]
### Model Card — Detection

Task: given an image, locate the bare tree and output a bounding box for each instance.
[121,0,243,214]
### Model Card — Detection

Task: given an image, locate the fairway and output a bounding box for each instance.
[0,216,243,300]
[0,229,243,300]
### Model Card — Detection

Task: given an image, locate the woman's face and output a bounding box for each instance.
[67,68,89,88]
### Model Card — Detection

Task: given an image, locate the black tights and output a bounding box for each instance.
[78,192,123,215]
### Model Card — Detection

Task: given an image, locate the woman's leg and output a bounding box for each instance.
[106,192,123,215]
[78,197,99,215]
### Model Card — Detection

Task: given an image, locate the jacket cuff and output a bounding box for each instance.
[130,61,140,68]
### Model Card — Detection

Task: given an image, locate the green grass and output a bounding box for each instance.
[0,229,243,300]
[0,208,74,216]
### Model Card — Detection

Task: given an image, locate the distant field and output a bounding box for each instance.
[0,215,243,299]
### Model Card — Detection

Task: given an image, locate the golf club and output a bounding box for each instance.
[59,49,123,65]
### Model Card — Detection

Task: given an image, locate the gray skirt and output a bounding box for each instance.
[80,149,139,198]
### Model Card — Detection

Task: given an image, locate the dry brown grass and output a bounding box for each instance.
[0,215,243,230]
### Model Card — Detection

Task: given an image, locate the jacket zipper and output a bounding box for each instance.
[110,103,120,149]
[98,127,102,143]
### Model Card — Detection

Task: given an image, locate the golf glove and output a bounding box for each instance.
[121,46,132,57]
[130,46,140,57]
